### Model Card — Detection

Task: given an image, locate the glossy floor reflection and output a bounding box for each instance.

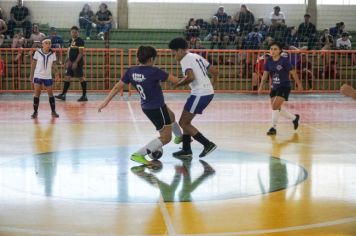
[0,93,356,236]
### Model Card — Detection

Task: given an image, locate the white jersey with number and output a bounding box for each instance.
[180,52,214,96]
[33,49,57,79]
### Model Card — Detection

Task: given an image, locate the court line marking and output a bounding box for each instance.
[180,216,356,236]
[303,123,356,151]
[127,101,176,236]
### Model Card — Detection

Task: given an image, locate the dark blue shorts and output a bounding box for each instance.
[33,78,53,87]
[270,86,291,101]
[184,94,214,114]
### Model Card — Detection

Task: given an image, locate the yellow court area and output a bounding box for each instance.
[0,93,355,236]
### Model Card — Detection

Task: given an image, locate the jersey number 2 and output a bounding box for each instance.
[136,84,146,100]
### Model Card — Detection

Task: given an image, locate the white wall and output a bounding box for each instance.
[0,1,355,30]
[0,1,118,29]
[128,3,356,30]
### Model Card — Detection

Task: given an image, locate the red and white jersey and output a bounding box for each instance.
[180,52,214,96]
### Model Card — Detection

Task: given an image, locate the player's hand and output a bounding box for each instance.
[54,74,60,81]
[72,62,78,69]
[340,84,354,97]
[98,103,107,112]
[28,76,33,82]
[65,60,72,68]
[297,84,304,91]
[257,85,263,94]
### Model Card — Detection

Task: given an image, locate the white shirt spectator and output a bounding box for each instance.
[336,38,351,50]
[270,12,285,24]
[180,53,214,96]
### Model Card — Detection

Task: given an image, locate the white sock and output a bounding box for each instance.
[280,109,296,120]
[172,121,182,138]
[272,110,280,128]
[136,138,163,156]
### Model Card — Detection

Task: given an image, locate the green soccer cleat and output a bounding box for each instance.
[130,153,149,165]
[174,136,183,144]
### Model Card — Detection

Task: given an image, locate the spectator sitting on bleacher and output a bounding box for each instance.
[226,15,237,45]
[270,6,285,27]
[285,26,299,48]
[255,18,268,40]
[329,22,345,40]
[11,29,25,63]
[185,18,201,48]
[336,32,355,65]
[320,28,333,50]
[8,0,32,39]
[244,27,262,49]
[267,21,288,46]
[95,3,112,40]
[0,7,4,20]
[48,27,64,48]
[29,23,45,49]
[234,4,255,36]
[297,14,316,46]
[204,16,220,49]
[214,6,228,24]
[0,18,7,43]
[79,4,95,40]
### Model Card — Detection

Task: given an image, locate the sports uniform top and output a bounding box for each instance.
[121,66,168,110]
[180,52,214,96]
[33,49,57,79]
[68,37,85,62]
[264,55,293,89]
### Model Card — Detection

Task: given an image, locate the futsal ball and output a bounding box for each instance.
[147,148,163,160]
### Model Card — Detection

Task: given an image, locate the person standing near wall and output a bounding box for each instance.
[55,26,87,102]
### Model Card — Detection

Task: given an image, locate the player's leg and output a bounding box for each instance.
[76,60,88,102]
[131,105,172,165]
[167,106,183,144]
[56,61,73,101]
[275,87,299,130]
[45,80,59,118]
[267,95,284,135]
[31,79,42,118]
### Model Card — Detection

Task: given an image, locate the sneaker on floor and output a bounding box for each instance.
[31,112,38,119]
[266,127,277,135]
[77,95,88,102]
[172,149,192,158]
[130,153,149,165]
[293,114,300,130]
[55,94,66,101]
[51,111,59,118]
[174,136,182,144]
[199,142,217,158]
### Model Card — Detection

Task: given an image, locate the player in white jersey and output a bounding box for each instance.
[169,37,218,158]
[29,38,60,119]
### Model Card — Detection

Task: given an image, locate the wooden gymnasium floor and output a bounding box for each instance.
[0,92,355,236]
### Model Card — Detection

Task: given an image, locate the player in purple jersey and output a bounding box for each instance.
[258,41,303,135]
[98,46,183,165]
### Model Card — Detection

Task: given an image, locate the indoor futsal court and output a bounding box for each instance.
[0,92,355,236]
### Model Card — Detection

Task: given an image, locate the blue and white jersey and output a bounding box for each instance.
[33,49,57,79]
[121,66,168,110]
[180,52,214,96]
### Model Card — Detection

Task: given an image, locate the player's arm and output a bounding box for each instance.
[258,71,269,94]
[73,47,84,69]
[52,61,59,80]
[290,69,303,91]
[28,59,37,81]
[175,69,195,88]
[208,65,219,86]
[98,80,125,112]
[340,84,356,100]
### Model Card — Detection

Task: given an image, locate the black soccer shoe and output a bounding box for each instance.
[266,127,277,135]
[51,111,59,118]
[77,95,88,102]
[293,114,300,130]
[199,142,217,158]
[173,149,192,158]
[31,112,38,119]
[55,94,66,101]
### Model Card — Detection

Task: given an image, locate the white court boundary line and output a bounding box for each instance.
[127,101,176,236]
[1,216,355,236]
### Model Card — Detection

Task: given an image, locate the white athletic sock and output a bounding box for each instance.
[272,110,280,128]
[280,109,296,120]
[172,121,182,137]
[136,138,163,156]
